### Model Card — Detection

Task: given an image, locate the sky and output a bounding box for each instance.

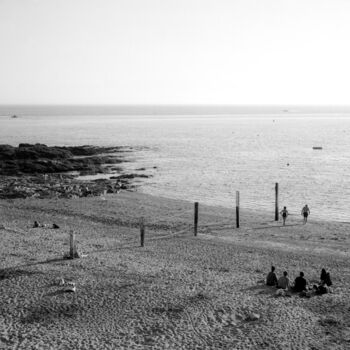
[0,0,350,105]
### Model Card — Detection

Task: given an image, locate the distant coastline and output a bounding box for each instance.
[1,104,350,116]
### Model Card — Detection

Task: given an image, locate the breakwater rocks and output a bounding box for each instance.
[0,144,151,199]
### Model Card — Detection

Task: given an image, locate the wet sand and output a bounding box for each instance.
[0,192,349,349]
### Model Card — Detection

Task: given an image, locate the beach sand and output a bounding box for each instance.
[0,192,350,349]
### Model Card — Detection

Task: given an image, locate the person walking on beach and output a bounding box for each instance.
[280,206,289,226]
[301,204,310,224]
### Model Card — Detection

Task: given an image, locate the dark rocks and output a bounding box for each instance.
[0,144,152,199]
[0,144,125,176]
[110,174,149,180]
[0,174,131,199]
[64,145,124,156]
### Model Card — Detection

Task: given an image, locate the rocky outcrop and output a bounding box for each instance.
[0,144,125,176]
[0,144,151,199]
[0,174,132,199]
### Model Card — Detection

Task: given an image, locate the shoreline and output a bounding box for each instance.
[1,191,349,255]
[135,189,350,226]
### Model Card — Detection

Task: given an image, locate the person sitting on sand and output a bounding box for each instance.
[277,271,290,290]
[280,206,289,226]
[312,269,333,295]
[292,272,307,292]
[320,268,332,286]
[313,283,330,295]
[301,204,310,224]
[266,266,278,286]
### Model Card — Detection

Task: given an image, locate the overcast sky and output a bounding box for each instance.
[0,0,349,105]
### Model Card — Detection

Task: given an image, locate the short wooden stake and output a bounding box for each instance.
[69,231,76,259]
[275,183,279,221]
[140,217,145,247]
[236,191,240,228]
[194,202,199,236]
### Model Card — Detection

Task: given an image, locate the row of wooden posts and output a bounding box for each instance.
[68,183,280,253]
[137,183,280,247]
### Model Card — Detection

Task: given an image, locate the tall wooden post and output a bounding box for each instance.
[194,202,199,236]
[140,217,145,247]
[236,191,240,228]
[275,183,279,221]
[69,231,76,259]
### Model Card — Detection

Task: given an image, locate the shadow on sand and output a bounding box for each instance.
[253,223,303,230]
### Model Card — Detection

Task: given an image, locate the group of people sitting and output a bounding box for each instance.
[266,266,332,296]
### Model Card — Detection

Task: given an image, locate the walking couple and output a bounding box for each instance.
[280,204,310,226]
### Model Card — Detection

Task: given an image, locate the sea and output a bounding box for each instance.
[1,110,350,222]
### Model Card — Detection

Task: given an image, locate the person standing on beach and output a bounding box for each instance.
[280,206,289,226]
[301,204,310,224]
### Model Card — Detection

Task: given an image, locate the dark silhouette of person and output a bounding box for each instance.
[292,272,307,292]
[301,204,310,224]
[266,266,278,286]
[320,268,332,286]
[280,206,289,226]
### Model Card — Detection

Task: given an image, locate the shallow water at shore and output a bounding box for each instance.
[1,114,350,222]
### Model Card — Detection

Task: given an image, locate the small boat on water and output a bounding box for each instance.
[312,146,323,150]
[11,115,18,118]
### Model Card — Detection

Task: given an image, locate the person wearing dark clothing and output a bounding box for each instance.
[292,272,307,292]
[280,206,289,226]
[313,269,333,295]
[320,268,332,286]
[301,204,310,224]
[266,266,278,286]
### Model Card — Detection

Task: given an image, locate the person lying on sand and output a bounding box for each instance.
[33,221,43,228]
[266,266,278,286]
[33,221,60,229]
[277,271,290,289]
[313,284,331,295]
[291,271,307,293]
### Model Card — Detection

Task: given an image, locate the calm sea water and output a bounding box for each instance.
[1,114,350,222]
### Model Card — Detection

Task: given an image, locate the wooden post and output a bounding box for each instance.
[194,202,199,236]
[275,183,279,221]
[236,191,240,228]
[140,217,145,247]
[69,231,76,258]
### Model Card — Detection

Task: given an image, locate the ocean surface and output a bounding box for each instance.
[1,114,350,222]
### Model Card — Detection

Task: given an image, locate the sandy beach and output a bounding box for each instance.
[1,191,350,349]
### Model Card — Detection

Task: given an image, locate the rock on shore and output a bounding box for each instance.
[0,144,150,199]
[0,143,126,175]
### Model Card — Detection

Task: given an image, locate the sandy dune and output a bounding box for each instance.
[0,192,349,349]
